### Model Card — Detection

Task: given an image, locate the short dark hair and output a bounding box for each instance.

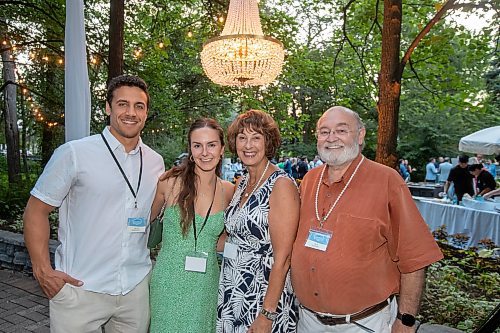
[468,163,483,172]
[227,109,281,160]
[106,75,150,109]
[458,155,469,164]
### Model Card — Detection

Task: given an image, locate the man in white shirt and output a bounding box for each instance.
[313,155,324,168]
[438,157,453,183]
[23,75,165,333]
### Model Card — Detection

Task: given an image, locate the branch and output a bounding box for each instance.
[408,59,438,95]
[351,98,371,112]
[0,39,63,53]
[0,80,64,108]
[332,37,345,100]
[341,0,377,87]
[0,0,64,29]
[449,1,492,11]
[400,0,458,75]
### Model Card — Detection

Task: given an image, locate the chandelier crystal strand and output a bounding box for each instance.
[200,0,284,86]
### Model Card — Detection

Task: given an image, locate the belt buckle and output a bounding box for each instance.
[316,314,345,326]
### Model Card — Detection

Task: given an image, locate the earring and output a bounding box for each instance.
[189,155,194,162]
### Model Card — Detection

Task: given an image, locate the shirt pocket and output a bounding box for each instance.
[335,213,386,261]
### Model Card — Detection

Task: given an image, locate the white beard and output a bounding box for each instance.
[318,139,360,167]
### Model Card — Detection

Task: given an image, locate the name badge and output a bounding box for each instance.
[185,252,208,273]
[127,217,146,232]
[223,242,238,260]
[304,228,332,251]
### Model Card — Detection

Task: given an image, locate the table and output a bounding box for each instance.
[414,197,500,248]
[407,183,443,198]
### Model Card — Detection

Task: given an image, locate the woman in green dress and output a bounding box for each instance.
[149,118,234,333]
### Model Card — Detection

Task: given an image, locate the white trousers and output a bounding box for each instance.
[297,297,397,333]
[49,274,150,333]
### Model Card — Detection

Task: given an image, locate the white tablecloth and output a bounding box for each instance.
[414,198,500,248]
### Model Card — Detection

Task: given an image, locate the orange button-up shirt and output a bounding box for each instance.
[291,154,443,314]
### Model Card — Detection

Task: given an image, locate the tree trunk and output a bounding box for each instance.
[1,48,21,184]
[20,93,28,174]
[108,0,124,82]
[41,124,57,167]
[376,0,403,169]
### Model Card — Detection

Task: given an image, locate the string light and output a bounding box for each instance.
[158,42,164,48]
[134,48,142,58]
[58,59,63,64]
[219,16,225,23]
[187,31,193,38]
[2,40,7,45]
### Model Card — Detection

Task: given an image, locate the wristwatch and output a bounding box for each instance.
[397,312,416,327]
[260,308,278,321]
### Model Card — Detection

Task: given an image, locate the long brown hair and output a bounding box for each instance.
[164,118,224,237]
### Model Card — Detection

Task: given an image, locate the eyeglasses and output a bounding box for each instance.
[315,128,356,139]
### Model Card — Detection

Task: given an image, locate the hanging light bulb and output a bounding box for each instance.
[200,0,284,86]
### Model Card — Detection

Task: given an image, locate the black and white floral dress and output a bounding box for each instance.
[216,170,298,333]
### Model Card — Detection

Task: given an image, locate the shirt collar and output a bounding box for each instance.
[321,153,363,186]
[102,126,143,155]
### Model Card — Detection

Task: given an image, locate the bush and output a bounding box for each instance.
[0,176,35,221]
[420,239,500,332]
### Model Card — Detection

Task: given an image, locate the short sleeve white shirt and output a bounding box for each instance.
[31,127,165,295]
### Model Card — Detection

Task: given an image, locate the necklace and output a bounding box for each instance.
[314,156,364,228]
[243,161,270,199]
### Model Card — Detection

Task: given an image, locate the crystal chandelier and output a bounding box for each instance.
[200,0,285,87]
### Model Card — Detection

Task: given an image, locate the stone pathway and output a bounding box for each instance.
[0,270,49,333]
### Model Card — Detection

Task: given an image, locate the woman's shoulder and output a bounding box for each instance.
[268,168,297,189]
[158,176,182,198]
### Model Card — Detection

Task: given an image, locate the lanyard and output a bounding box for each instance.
[314,156,364,228]
[193,181,217,252]
[101,133,143,209]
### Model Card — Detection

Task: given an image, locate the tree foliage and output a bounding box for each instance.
[0,0,498,172]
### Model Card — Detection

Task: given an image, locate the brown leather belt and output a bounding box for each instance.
[301,297,392,326]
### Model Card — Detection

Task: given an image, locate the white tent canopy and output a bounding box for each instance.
[458,126,500,155]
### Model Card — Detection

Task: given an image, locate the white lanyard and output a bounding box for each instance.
[314,156,364,228]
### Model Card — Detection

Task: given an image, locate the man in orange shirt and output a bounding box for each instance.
[291,106,443,332]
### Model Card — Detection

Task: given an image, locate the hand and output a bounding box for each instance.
[391,319,417,333]
[247,314,272,333]
[33,265,83,299]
